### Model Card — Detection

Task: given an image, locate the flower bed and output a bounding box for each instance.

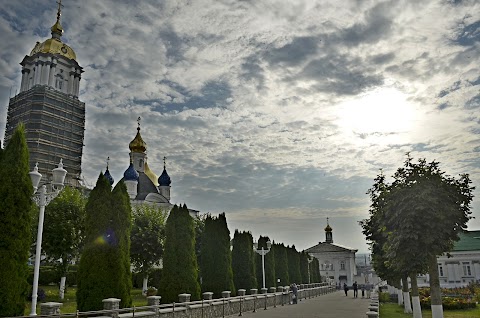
[418,284,479,310]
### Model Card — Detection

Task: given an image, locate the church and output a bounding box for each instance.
[305,221,358,286]
[102,120,199,217]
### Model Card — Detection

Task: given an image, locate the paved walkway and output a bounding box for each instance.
[230,290,372,318]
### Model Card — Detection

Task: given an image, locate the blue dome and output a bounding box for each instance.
[104,168,114,185]
[124,162,139,181]
[158,168,171,186]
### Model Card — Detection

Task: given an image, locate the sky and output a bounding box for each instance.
[0,0,479,253]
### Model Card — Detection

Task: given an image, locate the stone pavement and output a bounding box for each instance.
[230,290,372,318]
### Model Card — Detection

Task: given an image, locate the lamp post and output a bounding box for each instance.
[307,258,313,284]
[29,160,67,316]
[253,240,271,289]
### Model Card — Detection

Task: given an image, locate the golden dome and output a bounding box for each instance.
[30,38,76,60]
[144,162,159,186]
[129,127,147,153]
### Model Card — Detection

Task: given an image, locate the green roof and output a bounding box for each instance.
[453,230,480,251]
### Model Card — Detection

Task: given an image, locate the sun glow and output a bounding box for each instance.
[337,87,417,138]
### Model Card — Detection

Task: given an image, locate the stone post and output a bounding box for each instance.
[276,286,283,292]
[238,289,246,296]
[147,296,161,314]
[178,293,191,303]
[102,298,120,318]
[222,291,231,298]
[203,292,213,300]
[269,287,276,293]
[40,302,62,316]
[250,288,258,295]
[260,288,268,294]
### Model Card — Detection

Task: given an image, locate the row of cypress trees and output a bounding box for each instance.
[0,126,323,313]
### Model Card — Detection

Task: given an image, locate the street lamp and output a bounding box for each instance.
[253,240,271,289]
[307,258,313,284]
[29,160,67,316]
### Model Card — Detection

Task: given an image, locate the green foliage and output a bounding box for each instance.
[76,176,132,311]
[0,124,34,316]
[232,230,257,291]
[272,242,289,286]
[130,204,168,280]
[43,186,86,277]
[286,245,302,284]
[299,252,309,284]
[200,213,235,297]
[361,155,475,309]
[159,205,200,303]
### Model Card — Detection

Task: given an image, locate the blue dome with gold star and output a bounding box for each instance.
[124,162,139,181]
[158,168,171,186]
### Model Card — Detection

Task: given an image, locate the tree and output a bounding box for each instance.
[287,245,302,284]
[130,204,168,295]
[43,186,86,298]
[159,205,200,303]
[272,243,289,286]
[200,213,235,297]
[77,175,132,310]
[232,230,257,291]
[299,252,310,284]
[361,157,474,318]
[0,124,34,317]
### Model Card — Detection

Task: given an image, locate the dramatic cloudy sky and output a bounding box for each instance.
[1,0,479,253]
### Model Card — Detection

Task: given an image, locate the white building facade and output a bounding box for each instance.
[417,230,480,288]
[305,222,357,286]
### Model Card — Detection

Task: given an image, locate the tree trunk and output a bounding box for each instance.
[410,273,422,318]
[59,276,66,300]
[402,276,412,313]
[396,280,403,306]
[142,275,149,296]
[428,254,443,318]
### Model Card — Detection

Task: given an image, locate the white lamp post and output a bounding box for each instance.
[29,160,67,316]
[253,240,271,289]
[307,258,313,284]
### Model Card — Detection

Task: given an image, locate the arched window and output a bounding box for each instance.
[340,261,345,270]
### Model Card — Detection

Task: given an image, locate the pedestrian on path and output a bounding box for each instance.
[361,285,365,298]
[366,283,371,298]
[290,283,298,304]
[343,283,348,296]
[353,281,358,298]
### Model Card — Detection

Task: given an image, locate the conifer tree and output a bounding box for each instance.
[200,213,235,297]
[272,243,289,286]
[111,181,132,307]
[232,230,257,291]
[299,252,310,284]
[76,175,132,310]
[287,245,302,284]
[160,205,200,303]
[0,124,34,317]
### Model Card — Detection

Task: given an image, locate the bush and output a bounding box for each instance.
[379,292,390,303]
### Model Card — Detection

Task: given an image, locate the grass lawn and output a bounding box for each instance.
[25,286,148,315]
[380,302,480,318]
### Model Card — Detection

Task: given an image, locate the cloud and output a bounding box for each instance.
[1,0,480,251]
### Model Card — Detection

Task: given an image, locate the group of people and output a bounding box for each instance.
[343,281,372,298]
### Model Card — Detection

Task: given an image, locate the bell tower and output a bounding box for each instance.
[4,0,85,186]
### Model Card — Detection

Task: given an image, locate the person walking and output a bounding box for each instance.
[343,283,348,296]
[366,283,372,298]
[361,285,365,298]
[290,283,298,304]
[353,281,358,298]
